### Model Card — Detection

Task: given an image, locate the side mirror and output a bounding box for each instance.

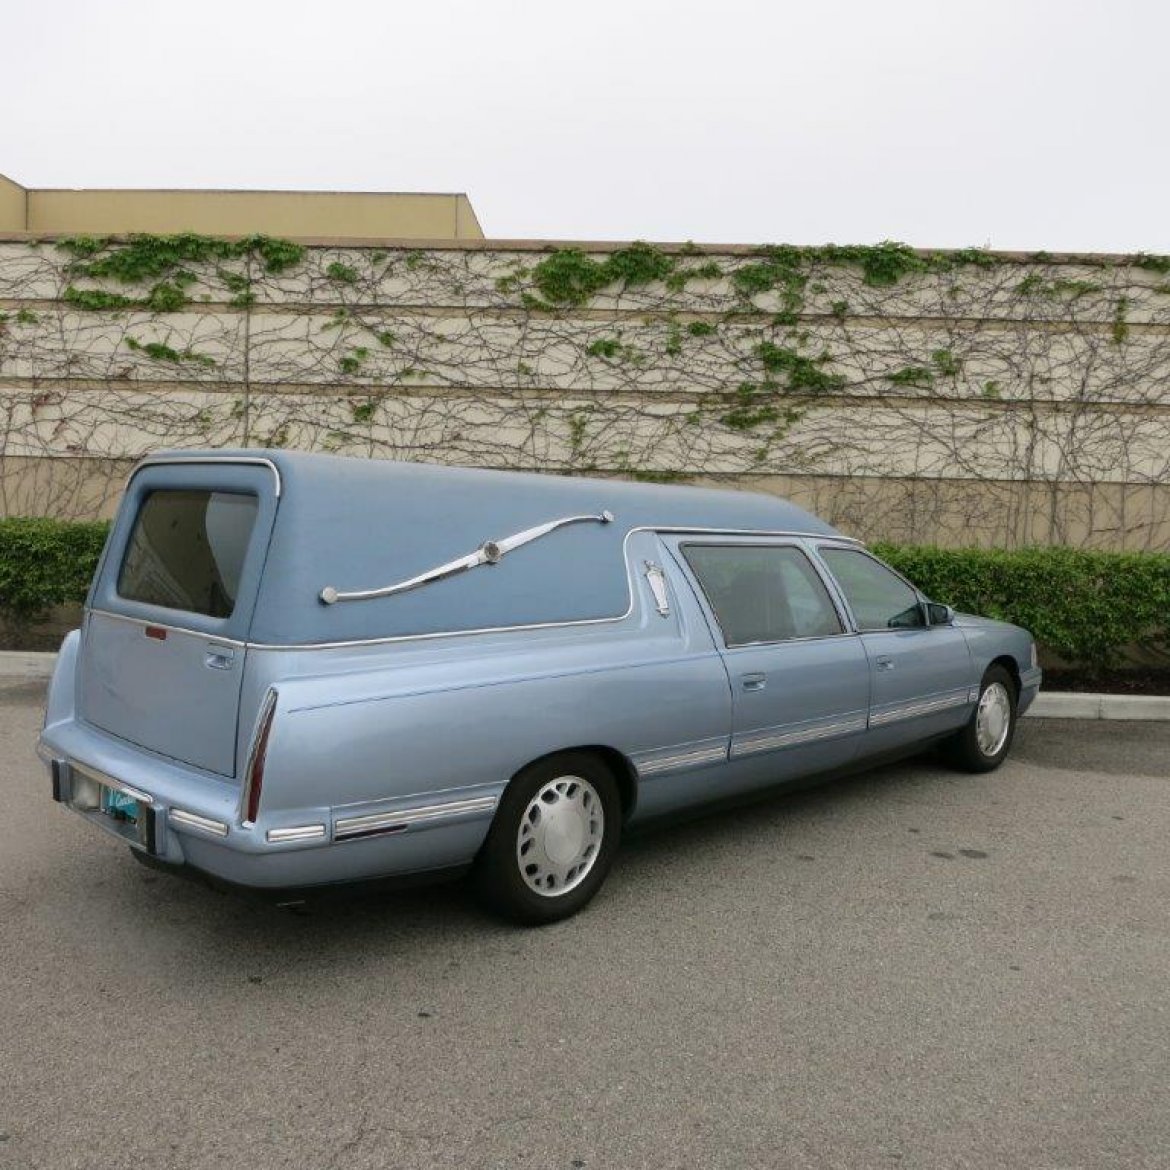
[926,602,955,626]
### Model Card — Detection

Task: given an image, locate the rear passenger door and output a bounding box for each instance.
[670,540,870,783]
[815,546,975,753]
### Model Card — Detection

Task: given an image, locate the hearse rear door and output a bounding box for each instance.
[78,461,279,779]
[667,538,870,779]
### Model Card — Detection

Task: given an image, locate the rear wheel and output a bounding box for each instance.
[945,665,1018,773]
[474,752,621,924]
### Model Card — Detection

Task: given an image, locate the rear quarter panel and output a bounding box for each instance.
[245,546,731,831]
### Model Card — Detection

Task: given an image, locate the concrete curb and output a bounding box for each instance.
[1025,691,1170,721]
[0,651,57,680]
[2,650,1168,719]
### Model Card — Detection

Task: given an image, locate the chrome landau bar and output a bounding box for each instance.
[319,510,615,605]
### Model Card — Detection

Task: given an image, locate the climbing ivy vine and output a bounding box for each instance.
[0,232,1168,549]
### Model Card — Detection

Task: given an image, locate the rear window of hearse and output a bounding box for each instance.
[117,490,258,618]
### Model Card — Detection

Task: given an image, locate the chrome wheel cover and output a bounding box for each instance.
[975,681,1012,757]
[516,775,604,897]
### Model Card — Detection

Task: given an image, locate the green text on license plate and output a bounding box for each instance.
[101,788,139,822]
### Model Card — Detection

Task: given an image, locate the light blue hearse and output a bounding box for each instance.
[38,451,1041,922]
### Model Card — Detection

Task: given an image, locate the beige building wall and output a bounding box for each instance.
[0,173,483,240]
[0,174,26,232]
[25,189,483,240]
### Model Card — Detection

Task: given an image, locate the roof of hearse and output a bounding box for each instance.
[138,451,844,645]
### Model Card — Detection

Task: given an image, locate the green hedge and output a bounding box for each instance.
[0,518,111,620]
[1,518,1167,669]
[875,544,1170,668]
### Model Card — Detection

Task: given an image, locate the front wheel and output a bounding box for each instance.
[474,752,621,925]
[944,665,1018,773]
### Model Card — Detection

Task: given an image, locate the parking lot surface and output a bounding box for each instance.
[1,681,1167,1170]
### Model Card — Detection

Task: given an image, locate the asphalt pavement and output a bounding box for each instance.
[1,681,1167,1170]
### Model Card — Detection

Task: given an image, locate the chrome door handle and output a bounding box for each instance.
[741,673,767,691]
[204,646,236,671]
[875,655,894,671]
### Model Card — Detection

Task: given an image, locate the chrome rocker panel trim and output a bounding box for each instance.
[731,713,869,759]
[868,690,972,728]
[334,794,499,841]
[635,740,729,777]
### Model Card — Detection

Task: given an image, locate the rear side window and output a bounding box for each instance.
[682,544,843,647]
[118,490,258,618]
[819,547,924,630]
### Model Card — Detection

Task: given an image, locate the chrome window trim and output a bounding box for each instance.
[244,526,862,651]
[720,630,862,649]
[85,608,247,650]
[127,455,282,497]
[814,544,929,634]
[675,538,851,650]
[334,794,498,840]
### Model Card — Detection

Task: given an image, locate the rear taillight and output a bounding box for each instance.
[242,690,277,826]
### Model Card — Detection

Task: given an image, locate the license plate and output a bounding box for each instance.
[101,787,139,823]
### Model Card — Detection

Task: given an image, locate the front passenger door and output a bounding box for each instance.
[816,546,975,753]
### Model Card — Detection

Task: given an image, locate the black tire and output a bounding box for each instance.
[944,664,1018,773]
[473,751,621,925]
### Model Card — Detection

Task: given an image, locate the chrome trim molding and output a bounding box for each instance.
[169,809,230,838]
[731,713,868,758]
[662,527,861,543]
[128,455,282,497]
[636,742,727,777]
[676,537,855,644]
[252,526,858,651]
[869,691,971,728]
[266,824,327,843]
[319,510,616,605]
[255,611,632,654]
[643,560,671,617]
[86,608,246,648]
[72,760,155,806]
[334,794,498,840]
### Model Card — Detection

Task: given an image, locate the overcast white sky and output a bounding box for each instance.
[2,0,1168,251]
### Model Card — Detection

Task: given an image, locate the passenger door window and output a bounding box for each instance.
[682,544,843,646]
[818,548,924,631]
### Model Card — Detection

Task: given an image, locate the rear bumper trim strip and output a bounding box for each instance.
[169,808,230,838]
